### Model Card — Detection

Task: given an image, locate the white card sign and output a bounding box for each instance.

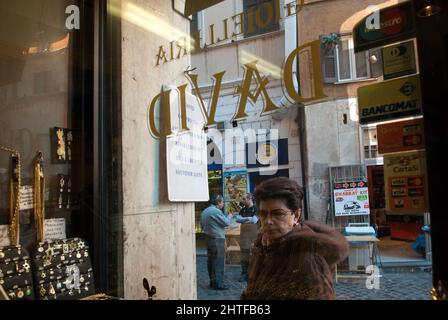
[165,85,209,202]
[0,225,10,246]
[44,218,66,240]
[19,185,34,210]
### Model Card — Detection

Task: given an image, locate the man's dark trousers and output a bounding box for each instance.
[205,234,225,289]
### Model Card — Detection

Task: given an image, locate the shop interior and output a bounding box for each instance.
[367,164,429,265]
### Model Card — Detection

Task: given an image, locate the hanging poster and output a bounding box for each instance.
[333,181,370,216]
[384,150,428,214]
[223,171,248,215]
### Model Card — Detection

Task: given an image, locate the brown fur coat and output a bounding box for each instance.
[242,221,349,300]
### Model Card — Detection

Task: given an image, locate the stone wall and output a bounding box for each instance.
[120,0,196,300]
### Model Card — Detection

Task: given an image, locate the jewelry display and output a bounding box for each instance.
[66,177,71,208]
[31,238,94,300]
[0,245,35,300]
[67,130,73,162]
[56,128,66,161]
[56,174,71,209]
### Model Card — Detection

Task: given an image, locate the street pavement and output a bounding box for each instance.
[196,254,433,300]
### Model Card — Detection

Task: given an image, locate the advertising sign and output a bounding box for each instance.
[333,181,370,216]
[384,151,428,214]
[166,86,209,201]
[382,40,417,80]
[223,171,248,215]
[353,1,415,53]
[358,74,422,124]
[377,118,425,154]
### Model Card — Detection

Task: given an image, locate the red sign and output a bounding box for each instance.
[377,118,425,154]
[353,1,415,53]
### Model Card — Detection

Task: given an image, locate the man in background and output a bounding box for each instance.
[200,195,233,290]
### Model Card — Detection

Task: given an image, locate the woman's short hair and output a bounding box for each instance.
[254,177,304,213]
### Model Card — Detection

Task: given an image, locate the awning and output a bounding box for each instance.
[184,0,226,16]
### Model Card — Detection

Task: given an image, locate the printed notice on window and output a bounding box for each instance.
[0,225,10,246]
[165,85,209,202]
[44,218,67,240]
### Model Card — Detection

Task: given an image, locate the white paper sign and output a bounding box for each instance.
[0,225,10,247]
[165,85,209,202]
[19,185,34,210]
[44,218,66,240]
[333,181,370,216]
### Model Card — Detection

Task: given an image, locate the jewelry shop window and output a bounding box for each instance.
[0,0,95,270]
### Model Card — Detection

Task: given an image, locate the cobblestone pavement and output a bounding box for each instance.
[196,255,433,300]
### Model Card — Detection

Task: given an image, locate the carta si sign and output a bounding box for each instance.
[148,40,326,139]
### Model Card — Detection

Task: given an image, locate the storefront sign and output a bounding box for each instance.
[160,1,304,64]
[223,171,248,215]
[353,1,415,53]
[357,74,422,124]
[44,218,67,241]
[166,86,209,201]
[149,40,326,140]
[333,181,370,216]
[382,40,417,80]
[383,151,428,214]
[257,143,277,165]
[377,118,425,154]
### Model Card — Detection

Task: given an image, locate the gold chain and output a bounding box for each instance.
[0,146,21,246]
[34,151,45,242]
[431,280,448,300]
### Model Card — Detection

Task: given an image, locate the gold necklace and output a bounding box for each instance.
[34,151,45,242]
[0,146,21,246]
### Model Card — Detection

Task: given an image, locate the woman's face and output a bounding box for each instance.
[258,198,301,241]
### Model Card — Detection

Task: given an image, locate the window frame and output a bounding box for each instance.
[334,35,371,83]
[242,0,281,39]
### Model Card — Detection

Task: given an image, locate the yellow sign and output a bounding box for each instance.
[257,143,277,165]
[357,74,422,124]
[383,150,428,214]
[382,40,417,80]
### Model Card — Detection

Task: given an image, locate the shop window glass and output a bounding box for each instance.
[0,0,95,264]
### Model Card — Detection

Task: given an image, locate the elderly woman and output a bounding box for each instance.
[242,177,349,300]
